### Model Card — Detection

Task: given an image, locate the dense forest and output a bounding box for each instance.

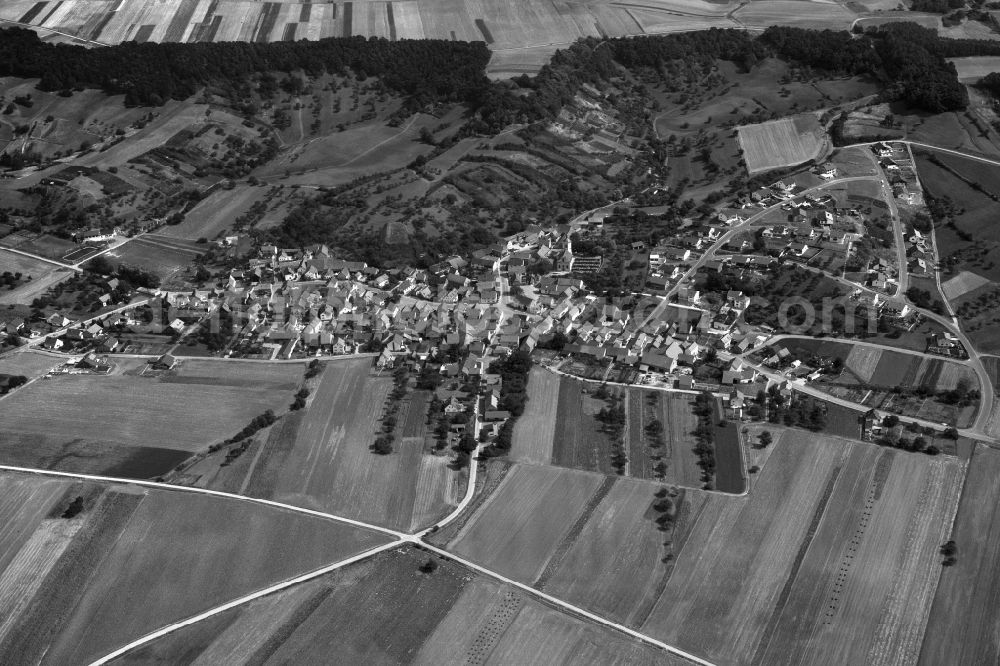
[0,27,492,109]
[760,23,1000,112]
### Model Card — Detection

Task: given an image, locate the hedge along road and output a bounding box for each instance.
[0,459,718,666]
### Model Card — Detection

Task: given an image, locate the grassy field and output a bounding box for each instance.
[117,545,685,665]
[919,444,1000,665]
[243,357,459,531]
[0,371,296,454]
[0,350,61,378]
[639,430,964,665]
[509,367,559,465]
[0,478,389,665]
[447,463,605,583]
[948,56,1000,82]
[159,186,268,241]
[738,115,826,174]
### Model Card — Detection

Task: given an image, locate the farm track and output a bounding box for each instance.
[749,460,844,666]
[534,475,617,589]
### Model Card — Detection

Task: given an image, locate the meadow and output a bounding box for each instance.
[104,234,204,281]
[0,475,389,665]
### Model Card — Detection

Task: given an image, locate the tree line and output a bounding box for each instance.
[0,27,491,110]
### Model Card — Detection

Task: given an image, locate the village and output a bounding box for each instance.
[1,142,971,451]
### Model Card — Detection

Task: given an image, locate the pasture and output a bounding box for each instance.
[0,371,297,454]
[640,431,964,665]
[920,444,1000,665]
[243,357,459,531]
[118,546,683,665]
[0,479,389,665]
[738,115,827,174]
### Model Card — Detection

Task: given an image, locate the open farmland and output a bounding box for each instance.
[114,546,686,665]
[738,115,827,174]
[242,357,460,531]
[0,370,296,462]
[919,444,1000,665]
[447,463,605,583]
[509,367,559,465]
[0,477,389,665]
[161,358,303,390]
[639,431,963,665]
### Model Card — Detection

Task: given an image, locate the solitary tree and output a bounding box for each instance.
[758,431,773,448]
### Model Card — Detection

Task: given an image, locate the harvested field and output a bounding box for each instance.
[245,357,459,531]
[447,463,604,583]
[738,114,826,173]
[0,372,296,454]
[509,367,559,465]
[920,444,1000,665]
[639,431,963,666]
[0,481,388,665]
